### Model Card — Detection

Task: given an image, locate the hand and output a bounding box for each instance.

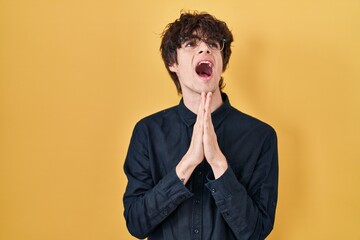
[176,92,228,184]
[184,92,206,165]
[176,93,206,184]
[203,92,228,178]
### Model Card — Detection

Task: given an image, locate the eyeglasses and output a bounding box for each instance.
[179,36,226,52]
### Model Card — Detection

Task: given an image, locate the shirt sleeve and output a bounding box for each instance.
[123,122,193,239]
[205,129,278,240]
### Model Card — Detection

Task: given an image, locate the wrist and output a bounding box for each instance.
[176,155,200,185]
[209,154,228,179]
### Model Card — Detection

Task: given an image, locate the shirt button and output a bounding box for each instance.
[197,171,202,175]
[194,229,200,234]
[211,188,216,193]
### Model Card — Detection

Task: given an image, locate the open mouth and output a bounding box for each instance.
[195,61,213,78]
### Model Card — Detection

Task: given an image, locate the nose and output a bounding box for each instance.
[197,41,211,54]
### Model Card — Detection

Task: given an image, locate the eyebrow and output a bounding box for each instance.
[181,35,220,41]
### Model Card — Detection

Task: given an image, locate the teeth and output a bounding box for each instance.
[198,61,212,67]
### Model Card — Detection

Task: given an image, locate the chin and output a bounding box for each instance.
[198,85,219,94]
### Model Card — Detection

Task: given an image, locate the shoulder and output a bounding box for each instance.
[228,106,276,137]
[222,93,275,136]
[133,105,178,131]
[140,105,177,123]
[128,105,178,142]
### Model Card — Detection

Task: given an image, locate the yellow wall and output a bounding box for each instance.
[1,0,359,239]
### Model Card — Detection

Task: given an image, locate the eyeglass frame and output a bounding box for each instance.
[178,35,226,52]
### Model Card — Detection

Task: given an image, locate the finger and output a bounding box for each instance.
[193,93,206,142]
[205,92,212,115]
[201,92,206,113]
[195,93,205,124]
[204,92,213,129]
[198,92,206,123]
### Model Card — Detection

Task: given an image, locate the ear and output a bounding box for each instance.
[168,63,178,73]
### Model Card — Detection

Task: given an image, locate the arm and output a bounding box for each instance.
[176,93,206,184]
[205,130,278,240]
[202,92,278,239]
[123,122,193,239]
[124,94,207,238]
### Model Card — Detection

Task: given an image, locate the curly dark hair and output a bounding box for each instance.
[160,11,234,94]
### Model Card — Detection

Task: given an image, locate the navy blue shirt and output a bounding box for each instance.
[123,93,278,240]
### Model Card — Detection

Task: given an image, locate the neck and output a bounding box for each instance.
[183,89,223,114]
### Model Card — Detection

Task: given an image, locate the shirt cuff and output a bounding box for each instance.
[205,166,245,202]
[157,167,194,204]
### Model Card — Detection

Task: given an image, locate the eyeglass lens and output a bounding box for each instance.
[181,36,224,51]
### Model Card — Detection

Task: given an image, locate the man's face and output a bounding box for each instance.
[169,35,224,96]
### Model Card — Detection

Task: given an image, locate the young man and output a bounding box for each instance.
[123,12,278,240]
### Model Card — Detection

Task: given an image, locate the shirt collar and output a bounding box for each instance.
[177,92,232,128]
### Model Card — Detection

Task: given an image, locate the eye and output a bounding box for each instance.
[207,39,221,50]
[183,39,198,48]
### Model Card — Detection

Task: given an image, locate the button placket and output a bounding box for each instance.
[191,163,205,239]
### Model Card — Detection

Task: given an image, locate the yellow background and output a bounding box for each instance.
[1,0,359,239]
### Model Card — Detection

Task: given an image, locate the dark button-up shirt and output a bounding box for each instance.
[123,93,278,240]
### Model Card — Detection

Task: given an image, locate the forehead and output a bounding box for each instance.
[182,28,220,39]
